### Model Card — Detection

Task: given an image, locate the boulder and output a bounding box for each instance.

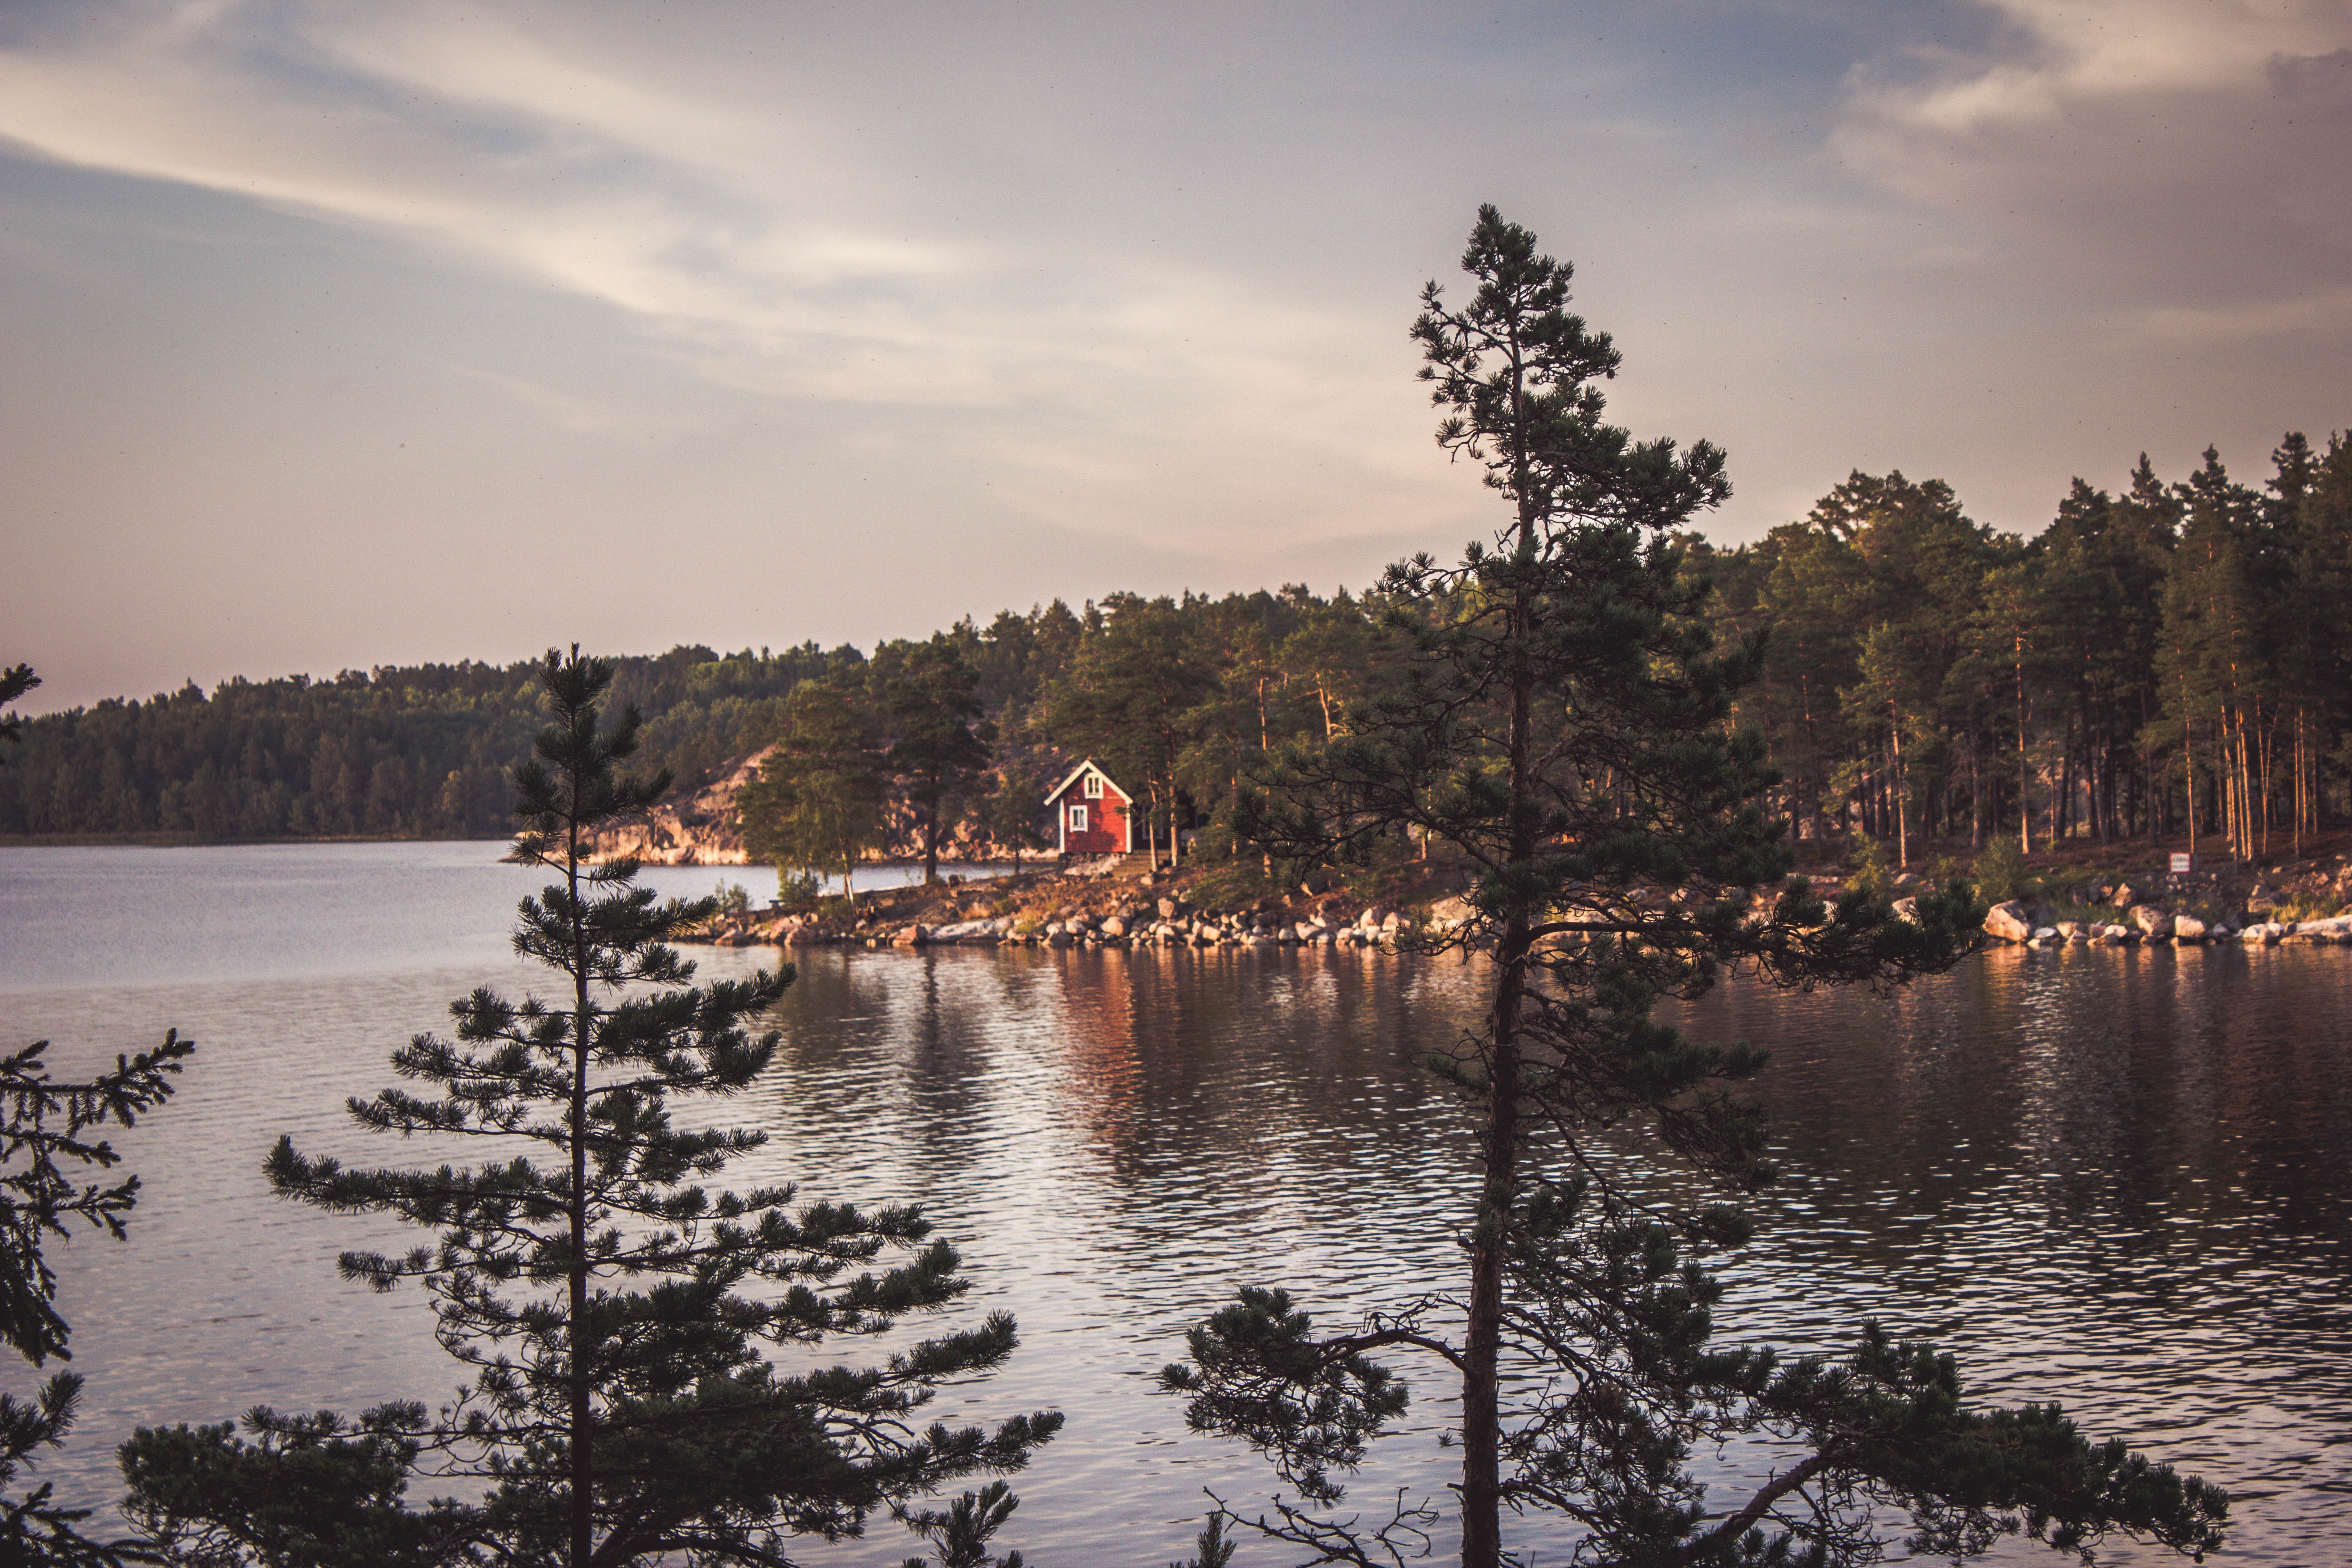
[1157,897,1183,920]
[2055,920,2083,940]
[1891,896,1920,925]
[2172,915,2208,942]
[1100,916,1127,939]
[1983,901,2034,942]
[2130,906,2175,939]
[1430,895,1475,928]
[2112,883,2139,909]
[2102,924,2133,944]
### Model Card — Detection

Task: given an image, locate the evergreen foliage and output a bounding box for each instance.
[121,648,1057,1565]
[738,671,889,901]
[1164,206,2226,1568]
[0,647,839,842]
[18,426,2352,866]
[1,663,38,757]
[1042,594,1221,867]
[877,640,996,883]
[0,1030,194,1565]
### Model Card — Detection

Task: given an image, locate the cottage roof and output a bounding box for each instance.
[1043,758,1126,804]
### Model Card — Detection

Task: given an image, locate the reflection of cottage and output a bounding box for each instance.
[1044,759,1132,856]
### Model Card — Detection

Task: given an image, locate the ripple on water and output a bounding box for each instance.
[4,849,2348,1563]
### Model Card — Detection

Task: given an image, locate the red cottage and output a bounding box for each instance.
[1043,759,1132,856]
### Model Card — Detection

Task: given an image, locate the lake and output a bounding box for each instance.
[2,842,2347,1564]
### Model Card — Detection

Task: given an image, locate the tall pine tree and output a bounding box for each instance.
[1169,208,2225,1568]
[132,648,1057,1566]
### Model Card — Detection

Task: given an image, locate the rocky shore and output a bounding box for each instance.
[1979,895,2352,947]
[678,859,1475,953]
[677,847,2352,957]
[1971,856,2352,947]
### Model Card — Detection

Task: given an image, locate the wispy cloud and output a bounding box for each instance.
[3,0,2341,710]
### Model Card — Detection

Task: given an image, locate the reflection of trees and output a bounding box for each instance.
[755,946,1489,1276]
[1673,950,2352,1335]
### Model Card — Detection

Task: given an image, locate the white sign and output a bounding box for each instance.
[2170,852,2195,874]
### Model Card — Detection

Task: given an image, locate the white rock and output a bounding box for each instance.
[1984,901,2034,942]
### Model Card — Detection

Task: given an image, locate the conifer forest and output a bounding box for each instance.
[6,429,2351,867]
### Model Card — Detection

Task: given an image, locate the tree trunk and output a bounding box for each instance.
[2016,638,2031,855]
[1461,375,1544,1568]
[1464,595,1534,1568]
[568,798,595,1568]
[1891,715,1908,869]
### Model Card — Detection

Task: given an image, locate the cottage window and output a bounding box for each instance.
[1083,773,1104,799]
[1069,804,1088,833]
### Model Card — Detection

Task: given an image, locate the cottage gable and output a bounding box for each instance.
[1043,760,1132,856]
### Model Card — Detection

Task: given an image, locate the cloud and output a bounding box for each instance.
[1829,0,2352,328]
[0,0,1441,549]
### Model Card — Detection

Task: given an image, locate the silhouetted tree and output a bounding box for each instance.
[127,649,1057,1566]
[1171,206,2225,1568]
[0,1030,193,1564]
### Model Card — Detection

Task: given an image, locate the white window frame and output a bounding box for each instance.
[1083,772,1104,799]
[1069,804,1089,833]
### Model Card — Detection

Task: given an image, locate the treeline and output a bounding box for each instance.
[0,644,843,839]
[10,429,2350,864]
[1693,431,2352,862]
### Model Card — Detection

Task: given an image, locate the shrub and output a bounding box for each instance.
[1971,835,2035,904]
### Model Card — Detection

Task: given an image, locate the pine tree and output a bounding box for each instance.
[0,662,198,1563]
[880,639,996,884]
[0,662,37,755]
[1043,595,1217,869]
[982,764,1049,870]
[131,648,1057,1565]
[1168,207,2225,1568]
[740,670,889,903]
[0,1031,194,1564]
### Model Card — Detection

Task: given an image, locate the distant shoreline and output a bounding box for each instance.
[0,832,514,850]
[0,833,1027,871]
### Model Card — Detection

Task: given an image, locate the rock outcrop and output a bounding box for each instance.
[583,749,771,865]
[1984,901,2034,942]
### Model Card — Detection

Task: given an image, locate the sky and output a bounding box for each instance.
[4,0,2347,712]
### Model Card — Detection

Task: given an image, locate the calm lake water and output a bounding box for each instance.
[2,843,2347,1564]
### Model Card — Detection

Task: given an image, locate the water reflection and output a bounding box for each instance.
[4,887,2347,1562]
